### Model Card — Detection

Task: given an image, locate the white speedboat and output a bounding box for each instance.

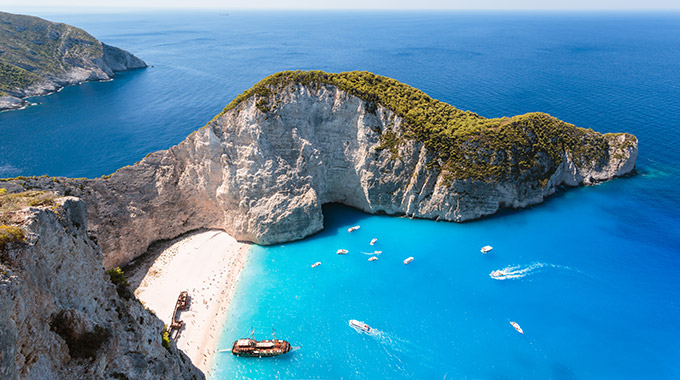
[348,225,361,232]
[349,319,371,332]
[311,262,321,268]
[510,321,524,334]
[490,270,503,278]
[370,238,377,245]
[368,256,378,262]
[403,257,414,265]
[336,249,348,255]
[481,245,493,254]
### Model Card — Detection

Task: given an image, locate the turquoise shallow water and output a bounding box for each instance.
[0,11,679,379]
[214,185,679,378]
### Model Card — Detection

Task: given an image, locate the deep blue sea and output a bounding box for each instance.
[1,11,679,379]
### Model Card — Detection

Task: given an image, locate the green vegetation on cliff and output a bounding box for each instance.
[215,70,635,183]
[0,62,43,94]
[0,190,58,250]
[0,225,25,251]
[0,190,56,214]
[0,11,105,95]
[107,267,132,300]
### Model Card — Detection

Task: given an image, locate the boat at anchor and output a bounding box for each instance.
[231,331,292,357]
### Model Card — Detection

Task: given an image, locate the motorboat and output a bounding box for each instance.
[403,257,414,265]
[368,256,378,262]
[348,225,361,232]
[311,262,321,268]
[349,319,371,332]
[510,321,524,334]
[336,249,348,255]
[481,245,493,254]
[370,238,377,245]
[490,270,504,278]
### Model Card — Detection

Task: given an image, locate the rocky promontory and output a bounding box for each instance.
[0,192,203,379]
[1,71,639,268]
[0,11,146,111]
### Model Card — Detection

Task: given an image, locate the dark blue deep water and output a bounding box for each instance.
[1,11,679,379]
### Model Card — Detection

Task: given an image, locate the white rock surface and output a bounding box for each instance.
[0,96,27,111]
[0,198,203,380]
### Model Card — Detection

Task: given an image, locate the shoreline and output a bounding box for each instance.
[127,229,250,374]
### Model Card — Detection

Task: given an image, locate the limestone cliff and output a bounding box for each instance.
[0,72,638,268]
[0,11,147,111]
[0,195,203,379]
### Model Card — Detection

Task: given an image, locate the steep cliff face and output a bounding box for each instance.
[0,75,638,268]
[3,81,633,269]
[0,11,147,111]
[0,196,203,379]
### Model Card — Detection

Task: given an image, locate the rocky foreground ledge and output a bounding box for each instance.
[0,193,203,379]
[0,11,146,111]
[1,71,638,268]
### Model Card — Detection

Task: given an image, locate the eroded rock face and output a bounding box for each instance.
[1,83,638,268]
[0,198,203,380]
[0,96,27,111]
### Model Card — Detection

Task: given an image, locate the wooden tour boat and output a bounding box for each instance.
[232,331,292,358]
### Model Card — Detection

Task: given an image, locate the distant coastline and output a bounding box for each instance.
[0,11,147,111]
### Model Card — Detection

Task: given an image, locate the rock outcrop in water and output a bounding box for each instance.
[0,11,146,111]
[0,71,639,268]
[0,194,203,379]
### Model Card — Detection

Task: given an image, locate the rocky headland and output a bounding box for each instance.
[1,71,638,268]
[0,11,146,111]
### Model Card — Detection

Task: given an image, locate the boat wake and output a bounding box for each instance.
[349,323,432,376]
[490,262,571,280]
[361,251,382,255]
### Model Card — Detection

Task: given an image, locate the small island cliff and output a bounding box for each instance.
[1,71,638,269]
[0,11,146,111]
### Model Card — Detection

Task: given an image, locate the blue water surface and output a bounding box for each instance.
[0,11,678,379]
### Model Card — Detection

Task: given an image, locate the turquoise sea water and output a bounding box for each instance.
[1,11,679,379]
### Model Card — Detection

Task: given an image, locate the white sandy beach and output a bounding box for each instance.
[131,230,249,373]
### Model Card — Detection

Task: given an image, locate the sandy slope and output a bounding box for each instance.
[131,230,250,373]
